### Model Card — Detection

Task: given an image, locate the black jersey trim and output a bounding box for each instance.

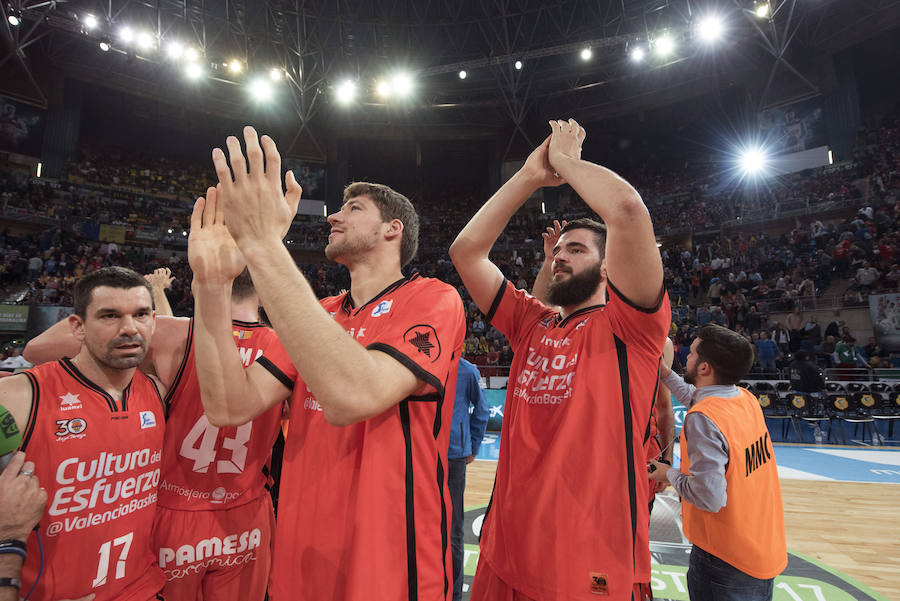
[256,356,295,391]
[436,456,449,599]
[479,472,498,543]
[366,343,444,399]
[163,318,194,410]
[607,280,666,314]
[20,372,39,451]
[341,273,420,316]
[484,280,508,326]
[231,319,265,328]
[399,401,419,600]
[59,358,119,412]
[556,303,606,328]
[143,372,166,418]
[644,359,662,445]
[614,335,639,567]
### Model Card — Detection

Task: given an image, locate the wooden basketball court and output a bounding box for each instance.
[464,456,899,600]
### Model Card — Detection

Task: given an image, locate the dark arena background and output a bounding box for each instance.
[1,0,899,599]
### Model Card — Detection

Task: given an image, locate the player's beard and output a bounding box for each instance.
[546,262,604,308]
[325,228,380,263]
[87,334,149,370]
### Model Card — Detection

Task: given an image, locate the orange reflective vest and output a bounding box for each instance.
[680,388,788,580]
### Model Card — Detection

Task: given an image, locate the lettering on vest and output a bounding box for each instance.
[744,432,772,477]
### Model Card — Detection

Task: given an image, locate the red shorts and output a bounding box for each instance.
[471,556,653,601]
[152,494,275,601]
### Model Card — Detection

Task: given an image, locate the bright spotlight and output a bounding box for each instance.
[7,13,20,27]
[392,73,413,97]
[228,59,243,74]
[630,46,645,63]
[655,35,675,57]
[754,1,770,18]
[514,60,523,70]
[580,47,593,61]
[376,79,392,98]
[269,68,282,81]
[184,47,199,62]
[119,26,134,44]
[185,63,204,80]
[739,147,768,175]
[697,15,725,43]
[166,41,183,60]
[83,14,99,30]
[99,39,111,52]
[458,70,467,80]
[249,78,274,102]
[136,31,155,51]
[335,80,357,105]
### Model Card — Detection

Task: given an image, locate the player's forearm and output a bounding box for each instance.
[656,385,675,463]
[191,281,259,426]
[22,318,81,364]
[532,259,553,305]
[550,156,644,228]
[450,171,540,261]
[550,156,663,307]
[150,284,174,317]
[0,555,22,601]
[242,240,406,425]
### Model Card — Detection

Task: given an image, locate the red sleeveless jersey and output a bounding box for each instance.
[480,280,670,600]
[261,274,466,601]
[19,359,167,601]
[157,319,285,511]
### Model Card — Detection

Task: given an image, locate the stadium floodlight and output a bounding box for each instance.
[697,15,725,43]
[99,38,111,52]
[739,147,768,176]
[228,59,243,74]
[184,47,199,62]
[458,70,467,80]
[136,31,155,51]
[754,1,770,18]
[580,47,593,61]
[392,72,413,98]
[118,26,134,44]
[7,10,21,26]
[514,60,523,70]
[376,79,392,98]
[249,78,274,102]
[335,79,357,105]
[654,34,675,57]
[185,62,205,80]
[630,46,646,63]
[269,68,282,81]
[83,14,99,30]
[165,41,183,60]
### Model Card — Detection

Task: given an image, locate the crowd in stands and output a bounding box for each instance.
[0,103,897,374]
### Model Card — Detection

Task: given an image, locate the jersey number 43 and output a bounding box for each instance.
[179,415,251,474]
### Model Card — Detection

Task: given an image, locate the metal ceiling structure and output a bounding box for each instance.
[2,0,899,159]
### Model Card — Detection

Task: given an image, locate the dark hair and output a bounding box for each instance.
[560,218,607,258]
[343,182,419,266]
[73,267,153,318]
[793,350,808,361]
[695,324,755,385]
[231,267,256,301]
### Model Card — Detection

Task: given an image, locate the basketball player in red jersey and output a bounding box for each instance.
[531,222,675,599]
[25,268,288,601]
[187,126,465,601]
[0,267,167,601]
[451,119,669,601]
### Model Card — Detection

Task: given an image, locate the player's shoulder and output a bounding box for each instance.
[403,274,462,303]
